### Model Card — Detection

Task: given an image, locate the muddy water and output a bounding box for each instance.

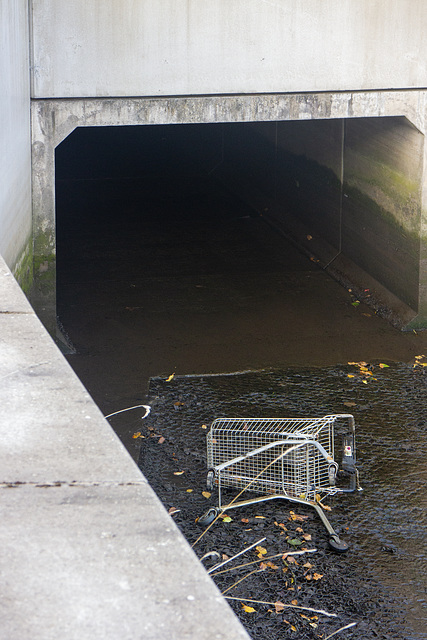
[56,175,427,638]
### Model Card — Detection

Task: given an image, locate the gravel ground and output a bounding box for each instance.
[137,368,416,640]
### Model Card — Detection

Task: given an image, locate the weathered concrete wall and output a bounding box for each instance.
[31,0,427,99]
[237,117,424,314]
[343,117,423,311]
[0,0,32,290]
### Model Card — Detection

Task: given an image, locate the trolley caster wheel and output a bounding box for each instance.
[328,535,349,553]
[197,507,221,527]
[207,470,215,491]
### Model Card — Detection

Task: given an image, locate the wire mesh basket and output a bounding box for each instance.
[202,414,361,552]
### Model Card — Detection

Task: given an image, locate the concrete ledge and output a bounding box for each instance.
[0,255,249,640]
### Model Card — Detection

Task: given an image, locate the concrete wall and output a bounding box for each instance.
[31,0,427,99]
[0,0,32,290]
[216,112,426,327]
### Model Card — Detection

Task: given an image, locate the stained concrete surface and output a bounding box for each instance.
[56,173,427,459]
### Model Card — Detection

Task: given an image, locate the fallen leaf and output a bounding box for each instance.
[165,373,175,382]
[274,601,285,613]
[295,527,304,533]
[287,538,303,547]
[303,562,313,569]
[291,599,298,606]
[312,572,323,580]
[343,401,356,407]
[158,436,165,444]
[309,622,318,628]
[259,562,268,570]
[315,496,332,511]
[256,545,267,557]
[289,511,309,522]
[265,561,279,569]
[302,533,312,541]
[305,574,312,581]
[255,515,266,519]
[241,604,256,613]
[378,363,389,368]
[283,555,298,564]
[351,301,360,307]
[241,518,249,523]
[202,491,211,499]
[306,234,313,241]
[186,489,193,493]
[132,432,144,439]
[222,516,232,523]
[347,374,355,378]
[173,471,185,476]
[201,424,208,429]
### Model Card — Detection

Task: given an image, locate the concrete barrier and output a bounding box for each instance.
[0,255,249,640]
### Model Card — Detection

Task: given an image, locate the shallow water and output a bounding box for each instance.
[56,173,427,638]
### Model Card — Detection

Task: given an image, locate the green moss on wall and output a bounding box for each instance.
[12,241,33,295]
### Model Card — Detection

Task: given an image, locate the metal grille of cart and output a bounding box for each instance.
[203,414,361,552]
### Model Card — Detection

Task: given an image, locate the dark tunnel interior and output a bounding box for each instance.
[55,122,422,451]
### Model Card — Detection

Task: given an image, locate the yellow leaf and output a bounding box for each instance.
[241,604,256,613]
[289,511,309,521]
[173,471,185,475]
[256,545,267,557]
[255,515,266,519]
[312,572,323,580]
[132,432,144,439]
[165,373,175,382]
[347,374,355,378]
[186,489,193,493]
[378,363,389,368]
[362,379,368,384]
[201,424,208,429]
[202,491,211,499]
[291,625,297,631]
[222,516,232,523]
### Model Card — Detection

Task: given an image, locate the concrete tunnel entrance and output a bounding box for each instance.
[54,118,426,450]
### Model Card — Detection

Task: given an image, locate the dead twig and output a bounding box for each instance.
[210,548,316,576]
[225,596,337,618]
[221,569,262,595]
[324,622,357,639]
[207,537,266,574]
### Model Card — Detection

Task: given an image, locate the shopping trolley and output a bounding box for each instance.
[199,414,361,552]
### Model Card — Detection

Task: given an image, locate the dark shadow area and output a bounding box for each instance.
[55,124,424,453]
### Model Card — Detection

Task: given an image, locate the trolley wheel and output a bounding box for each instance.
[197,507,220,527]
[207,470,215,491]
[328,535,349,553]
